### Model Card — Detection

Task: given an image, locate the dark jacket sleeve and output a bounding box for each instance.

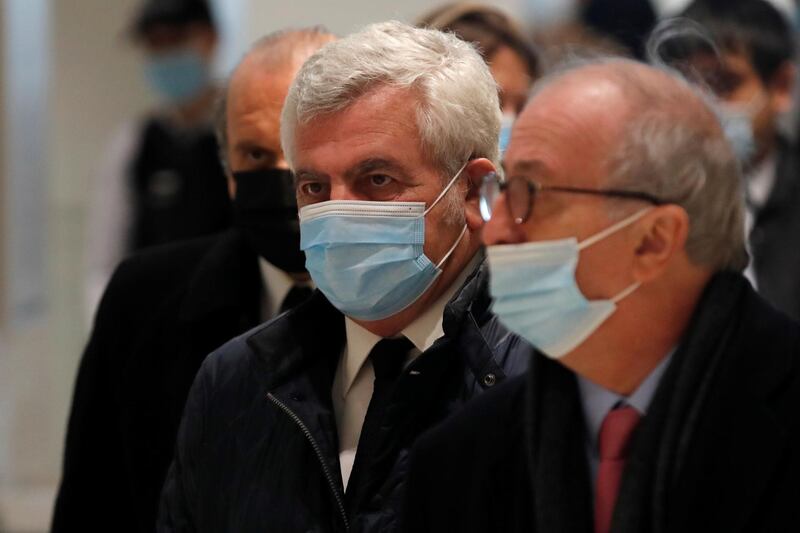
[51,262,139,531]
[157,355,211,532]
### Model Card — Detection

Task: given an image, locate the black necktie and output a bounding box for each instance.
[279,285,313,314]
[345,337,414,510]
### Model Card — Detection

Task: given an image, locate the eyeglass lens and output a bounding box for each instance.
[479,173,500,222]
[507,177,532,224]
[479,174,534,224]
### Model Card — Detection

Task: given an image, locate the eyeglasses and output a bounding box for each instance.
[479,173,666,224]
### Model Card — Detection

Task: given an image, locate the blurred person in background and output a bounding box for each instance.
[676,0,800,320]
[404,57,800,533]
[52,27,335,533]
[530,0,656,64]
[158,21,531,532]
[417,3,541,152]
[84,0,230,316]
[581,0,657,59]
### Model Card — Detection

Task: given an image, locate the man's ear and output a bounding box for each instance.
[463,158,495,231]
[632,205,690,283]
[769,60,795,114]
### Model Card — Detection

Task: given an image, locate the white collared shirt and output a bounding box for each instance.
[333,253,482,489]
[743,154,778,288]
[258,258,313,321]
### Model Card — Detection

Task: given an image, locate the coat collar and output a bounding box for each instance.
[664,272,796,533]
[442,259,515,386]
[246,255,504,394]
[758,137,800,221]
[177,229,261,322]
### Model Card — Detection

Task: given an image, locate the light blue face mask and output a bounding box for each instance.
[499,112,516,154]
[145,48,210,104]
[299,164,468,321]
[718,106,756,165]
[487,208,650,359]
[717,91,767,166]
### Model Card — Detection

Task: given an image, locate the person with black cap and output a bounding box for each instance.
[52,27,335,533]
[84,0,230,317]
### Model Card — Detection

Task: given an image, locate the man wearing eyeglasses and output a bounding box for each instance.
[403,58,800,533]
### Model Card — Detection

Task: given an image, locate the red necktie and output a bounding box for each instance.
[594,406,641,533]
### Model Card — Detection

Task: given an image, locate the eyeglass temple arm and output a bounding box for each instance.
[540,184,666,205]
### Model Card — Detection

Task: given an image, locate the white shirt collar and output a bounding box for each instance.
[339,252,482,398]
[746,152,778,209]
[258,258,313,320]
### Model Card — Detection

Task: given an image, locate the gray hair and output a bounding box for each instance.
[214,27,336,173]
[532,56,748,272]
[280,21,502,182]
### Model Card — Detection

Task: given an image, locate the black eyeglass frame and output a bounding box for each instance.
[483,173,667,224]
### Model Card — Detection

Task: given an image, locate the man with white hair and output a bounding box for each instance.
[403,58,800,532]
[158,21,530,532]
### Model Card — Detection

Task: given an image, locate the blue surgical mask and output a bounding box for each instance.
[718,106,756,165]
[145,48,210,104]
[499,112,516,154]
[717,91,767,165]
[487,208,650,359]
[299,164,468,321]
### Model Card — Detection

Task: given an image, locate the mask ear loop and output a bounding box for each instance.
[423,161,470,216]
[581,208,652,304]
[611,282,641,304]
[577,207,653,251]
[436,224,469,268]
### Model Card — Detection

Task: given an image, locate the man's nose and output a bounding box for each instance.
[482,193,527,246]
[329,181,363,202]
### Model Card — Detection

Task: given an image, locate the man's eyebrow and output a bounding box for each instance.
[344,157,408,180]
[294,157,409,183]
[295,168,328,181]
[509,159,551,177]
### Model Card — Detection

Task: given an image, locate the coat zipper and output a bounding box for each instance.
[266,392,350,532]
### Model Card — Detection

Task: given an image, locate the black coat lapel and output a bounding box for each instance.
[613,272,793,533]
[358,338,459,510]
[526,353,594,533]
[663,276,794,533]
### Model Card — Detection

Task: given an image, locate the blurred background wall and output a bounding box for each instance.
[1,1,154,530]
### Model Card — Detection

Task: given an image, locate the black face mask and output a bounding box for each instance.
[232,168,307,274]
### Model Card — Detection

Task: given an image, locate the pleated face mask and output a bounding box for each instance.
[487,208,651,359]
[299,163,468,321]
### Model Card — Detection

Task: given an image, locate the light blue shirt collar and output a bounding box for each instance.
[577,351,674,481]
